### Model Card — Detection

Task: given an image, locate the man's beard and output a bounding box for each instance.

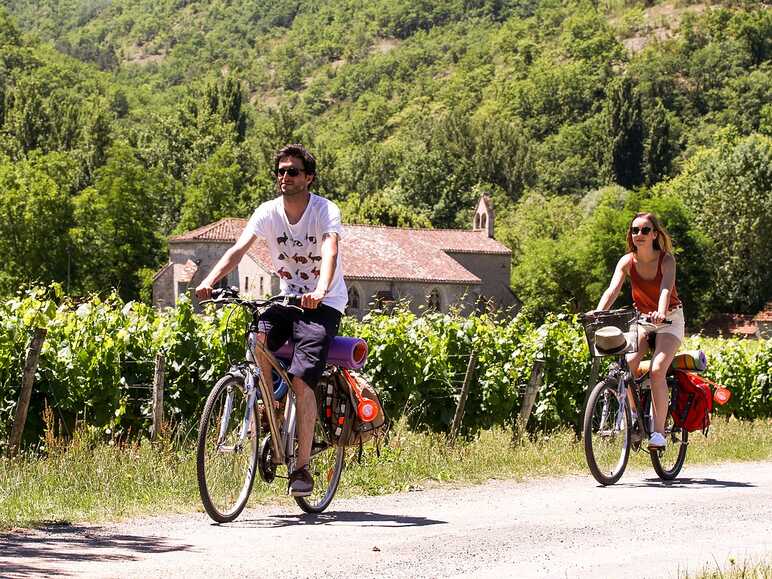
[280,184,305,197]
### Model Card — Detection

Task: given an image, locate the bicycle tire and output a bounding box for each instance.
[197,374,260,523]
[294,417,347,514]
[649,395,689,480]
[584,379,632,485]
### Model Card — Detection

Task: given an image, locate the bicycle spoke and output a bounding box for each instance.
[197,375,259,523]
[295,419,345,513]
[584,380,631,485]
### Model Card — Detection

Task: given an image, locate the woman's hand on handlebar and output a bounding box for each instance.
[639,311,672,329]
[647,310,667,325]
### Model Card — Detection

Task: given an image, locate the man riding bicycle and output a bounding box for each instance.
[195,143,347,497]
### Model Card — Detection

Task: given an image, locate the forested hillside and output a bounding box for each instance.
[0,0,769,321]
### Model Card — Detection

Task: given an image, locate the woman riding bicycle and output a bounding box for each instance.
[595,212,686,450]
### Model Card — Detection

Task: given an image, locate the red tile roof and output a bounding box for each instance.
[700,313,758,338]
[753,301,772,323]
[171,219,248,242]
[170,218,511,284]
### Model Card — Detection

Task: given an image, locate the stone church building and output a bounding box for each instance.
[152,196,518,317]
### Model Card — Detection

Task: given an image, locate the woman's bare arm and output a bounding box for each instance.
[596,255,630,311]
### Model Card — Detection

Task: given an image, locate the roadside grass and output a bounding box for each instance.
[685,557,772,578]
[1,418,771,530]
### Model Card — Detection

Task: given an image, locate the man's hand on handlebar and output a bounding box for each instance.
[195,283,214,300]
[300,287,326,309]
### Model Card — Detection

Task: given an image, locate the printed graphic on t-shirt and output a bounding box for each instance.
[273,229,325,294]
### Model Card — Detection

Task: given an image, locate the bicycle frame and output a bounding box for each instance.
[614,353,681,446]
[244,329,297,466]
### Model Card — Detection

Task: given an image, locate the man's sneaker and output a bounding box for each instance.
[648,431,667,450]
[288,466,314,497]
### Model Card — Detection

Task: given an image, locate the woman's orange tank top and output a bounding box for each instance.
[629,252,681,313]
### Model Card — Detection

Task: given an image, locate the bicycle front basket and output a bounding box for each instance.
[580,307,639,357]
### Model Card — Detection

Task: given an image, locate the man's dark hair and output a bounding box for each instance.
[274,144,317,178]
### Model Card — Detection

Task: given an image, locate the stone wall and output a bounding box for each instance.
[444,251,517,309]
[344,279,479,318]
[152,264,175,308]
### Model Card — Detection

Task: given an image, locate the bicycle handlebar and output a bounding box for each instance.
[582,307,672,327]
[200,287,304,312]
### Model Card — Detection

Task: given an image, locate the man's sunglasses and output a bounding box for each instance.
[631,226,653,235]
[275,166,303,177]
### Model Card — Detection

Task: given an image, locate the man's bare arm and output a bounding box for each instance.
[195,229,257,299]
[301,232,338,309]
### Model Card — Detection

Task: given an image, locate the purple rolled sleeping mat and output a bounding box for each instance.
[273,336,368,370]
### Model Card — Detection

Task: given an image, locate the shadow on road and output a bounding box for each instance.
[620,477,756,489]
[0,522,193,578]
[228,510,448,529]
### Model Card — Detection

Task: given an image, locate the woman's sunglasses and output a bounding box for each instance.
[275,166,303,177]
[631,226,653,235]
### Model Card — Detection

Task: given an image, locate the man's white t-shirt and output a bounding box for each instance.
[246,194,347,313]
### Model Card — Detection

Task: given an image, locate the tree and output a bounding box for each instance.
[606,75,645,189]
[644,98,676,186]
[71,142,167,300]
[202,76,248,142]
[0,154,73,294]
[339,191,432,228]
[176,140,258,233]
[660,132,772,313]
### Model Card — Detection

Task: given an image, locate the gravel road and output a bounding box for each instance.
[2,461,771,578]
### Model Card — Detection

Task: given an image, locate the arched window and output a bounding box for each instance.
[474,214,481,229]
[347,286,360,311]
[481,214,487,229]
[427,288,442,312]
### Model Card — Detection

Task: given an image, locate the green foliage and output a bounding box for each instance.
[0,155,74,294]
[0,288,248,451]
[339,192,433,228]
[661,133,772,314]
[0,0,767,312]
[2,292,770,452]
[606,75,645,189]
[685,336,772,422]
[71,141,170,299]
[644,98,676,185]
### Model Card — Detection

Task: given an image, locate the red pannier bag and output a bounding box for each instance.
[673,370,713,435]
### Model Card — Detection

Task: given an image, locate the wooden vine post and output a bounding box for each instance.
[151,353,165,440]
[513,356,545,443]
[448,349,477,444]
[8,328,47,457]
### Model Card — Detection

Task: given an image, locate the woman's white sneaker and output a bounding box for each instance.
[648,432,666,449]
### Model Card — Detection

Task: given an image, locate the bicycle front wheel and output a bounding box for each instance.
[584,379,631,485]
[650,400,689,480]
[294,419,346,514]
[197,374,260,523]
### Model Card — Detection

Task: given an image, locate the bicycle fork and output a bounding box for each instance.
[613,374,628,432]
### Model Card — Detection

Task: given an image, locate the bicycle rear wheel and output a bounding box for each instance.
[584,379,631,485]
[294,418,346,514]
[197,374,260,523]
[650,397,689,480]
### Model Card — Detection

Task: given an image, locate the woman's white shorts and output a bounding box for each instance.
[652,306,685,343]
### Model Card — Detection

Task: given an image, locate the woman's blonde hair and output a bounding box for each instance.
[626,212,673,254]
